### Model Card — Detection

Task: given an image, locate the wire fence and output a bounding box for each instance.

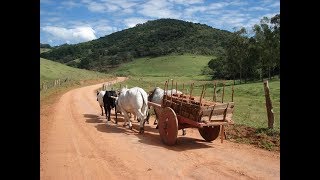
[40,78,70,91]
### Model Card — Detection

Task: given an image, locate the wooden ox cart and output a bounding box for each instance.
[148,80,235,146]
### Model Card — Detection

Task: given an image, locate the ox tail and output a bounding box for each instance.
[139,91,149,120]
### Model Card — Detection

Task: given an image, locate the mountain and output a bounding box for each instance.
[40,18,235,71]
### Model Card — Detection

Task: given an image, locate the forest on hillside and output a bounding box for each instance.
[40,19,235,71]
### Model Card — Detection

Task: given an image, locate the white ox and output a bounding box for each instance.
[116,87,149,133]
[147,87,187,135]
[96,90,106,116]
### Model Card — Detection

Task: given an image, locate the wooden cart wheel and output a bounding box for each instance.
[158,107,178,146]
[198,126,220,142]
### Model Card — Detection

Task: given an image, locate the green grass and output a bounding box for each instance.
[40,58,112,84]
[111,54,280,132]
[40,58,114,100]
[112,54,213,77]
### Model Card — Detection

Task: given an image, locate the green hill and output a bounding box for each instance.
[40,18,235,71]
[112,54,213,77]
[40,58,113,85]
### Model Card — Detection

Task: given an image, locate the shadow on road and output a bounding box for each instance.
[83,114,104,123]
[92,115,212,151]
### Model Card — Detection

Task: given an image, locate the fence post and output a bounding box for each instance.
[231,84,234,102]
[213,81,216,102]
[222,81,225,103]
[263,80,274,129]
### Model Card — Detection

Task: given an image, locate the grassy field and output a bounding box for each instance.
[40,58,113,83]
[112,54,213,78]
[110,54,280,151]
[40,58,115,100]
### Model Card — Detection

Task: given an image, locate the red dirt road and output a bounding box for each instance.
[40,77,280,180]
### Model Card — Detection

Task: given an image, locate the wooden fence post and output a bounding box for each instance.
[231,84,234,102]
[213,81,216,102]
[263,80,274,129]
[222,81,225,103]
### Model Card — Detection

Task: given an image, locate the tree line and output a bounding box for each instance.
[208,14,280,83]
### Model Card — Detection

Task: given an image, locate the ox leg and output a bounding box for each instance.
[104,104,108,124]
[122,112,132,129]
[136,113,140,122]
[100,105,104,116]
[136,110,145,134]
[107,107,112,122]
[134,114,138,122]
[139,118,145,134]
[154,108,159,125]
[145,112,149,124]
[182,129,186,136]
[114,106,118,124]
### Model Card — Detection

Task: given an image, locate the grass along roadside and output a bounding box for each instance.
[114,77,280,151]
[40,57,116,104]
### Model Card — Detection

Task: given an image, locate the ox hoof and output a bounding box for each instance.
[122,124,126,127]
[155,125,159,129]
[129,126,133,130]
[139,128,144,134]
[182,129,186,136]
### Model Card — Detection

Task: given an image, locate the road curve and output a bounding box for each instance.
[40,77,280,180]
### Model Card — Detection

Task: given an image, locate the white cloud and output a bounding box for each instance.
[208,2,229,9]
[42,26,97,44]
[139,0,181,18]
[102,0,138,9]
[248,6,269,11]
[47,17,61,22]
[168,0,204,5]
[184,6,207,16]
[61,1,81,9]
[124,18,149,28]
[84,0,137,13]
[184,2,229,17]
[269,1,280,8]
[87,1,107,12]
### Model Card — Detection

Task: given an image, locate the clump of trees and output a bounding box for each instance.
[208,14,280,83]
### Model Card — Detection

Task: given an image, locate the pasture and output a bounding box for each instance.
[110,54,280,150]
[40,58,114,100]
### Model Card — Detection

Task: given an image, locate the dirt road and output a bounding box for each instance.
[40,77,280,180]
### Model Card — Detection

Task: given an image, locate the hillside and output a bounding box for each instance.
[112,54,213,77]
[40,18,235,71]
[40,58,112,85]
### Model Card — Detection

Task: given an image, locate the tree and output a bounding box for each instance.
[253,14,280,80]
[225,27,249,84]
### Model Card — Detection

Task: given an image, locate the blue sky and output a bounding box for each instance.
[40,0,280,46]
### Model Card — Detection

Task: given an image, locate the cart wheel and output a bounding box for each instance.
[158,107,178,146]
[198,126,220,142]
